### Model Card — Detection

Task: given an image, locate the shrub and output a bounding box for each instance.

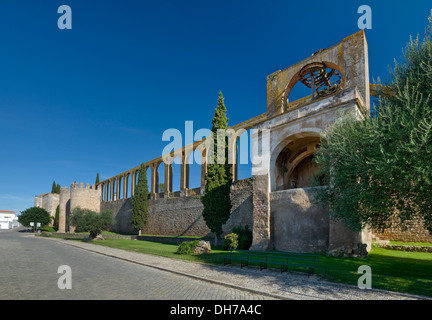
[176,240,200,255]
[232,225,252,250]
[223,233,239,250]
[70,208,114,239]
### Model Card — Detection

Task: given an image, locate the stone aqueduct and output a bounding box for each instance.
[36,31,382,252]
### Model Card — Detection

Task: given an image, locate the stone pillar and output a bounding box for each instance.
[230,141,238,182]
[112,179,117,201]
[249,129,272,251]
[200,150,207,190]
[123,174,127,199]
[180,152,189,197]
[164,163,171,198]
[150,164,156,199]
[131,171,136,197]
[104,182,109,202]
[169,165,173,192]
[123,175,128,199]
[250,173,271,251]
[116,177,120,200]
[186,163,190,189]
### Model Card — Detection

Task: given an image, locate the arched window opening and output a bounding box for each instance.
[274,136,322,191]
[156,162,165,194]
[187,150,202,190]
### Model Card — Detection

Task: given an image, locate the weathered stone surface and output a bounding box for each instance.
[328,243,369,257]
[372,216,432,243]
[250,174,271,251]
[270,188,329,253]
[34,193,59,226]
[193,240,211,254]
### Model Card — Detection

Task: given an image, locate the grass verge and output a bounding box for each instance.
[49,236,432,298]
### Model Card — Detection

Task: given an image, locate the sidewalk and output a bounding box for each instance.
[41,236,428,300]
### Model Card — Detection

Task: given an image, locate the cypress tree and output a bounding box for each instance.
[51,181,57,194]
[95,173,100,185]
[131,163,149,235]
[201,91,232,246]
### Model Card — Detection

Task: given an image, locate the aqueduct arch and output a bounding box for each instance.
[250,30,372,252]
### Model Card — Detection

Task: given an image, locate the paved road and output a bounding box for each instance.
[0,229,272,300]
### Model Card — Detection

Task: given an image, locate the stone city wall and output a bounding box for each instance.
[373,216,432,243]
[101,178,254,237]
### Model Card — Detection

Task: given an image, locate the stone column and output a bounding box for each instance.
[169,165,173,192]
[150,164,156,199]
[230,141,238,182]
[249,173,271,251]
[104,182,109,202]
[180,152,189,197]
[131,171,136,197]
[109,179,113,201]
[200,149,207,190]
[249,129,272,251]
[116,178,120,200]
[164,163,171,198]
[123,174,127,199]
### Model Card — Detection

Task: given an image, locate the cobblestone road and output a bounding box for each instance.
[0,230,272,300]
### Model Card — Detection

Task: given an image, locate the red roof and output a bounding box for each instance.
[0,210,16,214]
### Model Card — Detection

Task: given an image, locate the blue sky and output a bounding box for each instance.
[0,0,431,213]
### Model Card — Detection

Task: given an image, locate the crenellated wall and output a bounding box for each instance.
[55,182,101,232]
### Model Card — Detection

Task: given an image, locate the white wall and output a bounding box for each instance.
[0,213,18,229]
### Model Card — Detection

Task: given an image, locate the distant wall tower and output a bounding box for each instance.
[37,182,101,233]
[34,193,60,226]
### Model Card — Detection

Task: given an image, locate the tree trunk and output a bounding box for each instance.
[214,234,218,247]
[89,230,104,240]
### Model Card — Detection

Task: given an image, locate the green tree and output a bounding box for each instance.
[201,91,232,245]
[313,12,432,234]
[18,207,52,228]
[69,207,114,240]
[95,173,100,185]
[131,163,149,234]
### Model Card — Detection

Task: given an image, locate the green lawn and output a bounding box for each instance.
[89,238,228,264]
[315,247,432,297]
[54,236,432,297]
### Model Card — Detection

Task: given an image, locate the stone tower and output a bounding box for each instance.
[249,30,372,252]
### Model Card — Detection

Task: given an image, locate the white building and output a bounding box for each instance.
[0,210,19,230]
